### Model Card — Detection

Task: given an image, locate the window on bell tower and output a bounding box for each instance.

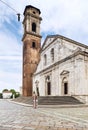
[32,22,36,32]
[32,42,36,48]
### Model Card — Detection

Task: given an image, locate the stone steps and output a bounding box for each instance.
[12,96,83,105]
[38,96,83,105]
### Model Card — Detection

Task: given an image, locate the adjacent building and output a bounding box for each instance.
[2,91,12,99]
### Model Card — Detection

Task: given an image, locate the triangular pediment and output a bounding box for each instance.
[42,35,58,50]
[60,70,69,75]
[42,34,88,52]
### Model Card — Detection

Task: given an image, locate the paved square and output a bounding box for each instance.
[0,99,88,130]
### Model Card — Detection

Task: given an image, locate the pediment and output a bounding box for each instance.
[60,70,69,75]
[42,35,58,50]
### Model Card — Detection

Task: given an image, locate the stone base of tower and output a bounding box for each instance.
[22,87,32,97]
[22,74,33,97]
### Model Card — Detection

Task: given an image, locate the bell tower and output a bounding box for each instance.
[22,5,42,96]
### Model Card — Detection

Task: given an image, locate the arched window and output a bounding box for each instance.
[51,48,54,62]
[32,42,36,48]
[44,54,47,65]
[32,22,36,32]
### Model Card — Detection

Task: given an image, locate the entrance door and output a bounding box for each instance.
[64,82,68,95]
[47,82,51,95]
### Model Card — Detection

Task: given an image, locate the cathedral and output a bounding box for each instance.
[22,5,88,103]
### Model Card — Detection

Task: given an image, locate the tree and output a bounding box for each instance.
[10,89,20,98]
[0,93,2,98]
[10,89,16,98]
[15,92,20,98]
[2,89,8,92]
[10,89,16,94]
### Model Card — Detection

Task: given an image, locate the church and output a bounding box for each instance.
[22,5,88,103]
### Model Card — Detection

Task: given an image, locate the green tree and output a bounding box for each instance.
[2,89,8,92]
[10,89,20,98]
[10,89,16,94]
[0,93,2,98]
[10,89,16,98]
[15,92,20,98]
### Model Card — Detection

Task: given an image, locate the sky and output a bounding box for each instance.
[0,0,88,92]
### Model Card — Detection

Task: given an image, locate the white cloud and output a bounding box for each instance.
[0,30,22,55]
[0,4,22,92]
[0,43,22,92]
[0,56,22,60]
[0,71,22,92]
[32,0,88,44]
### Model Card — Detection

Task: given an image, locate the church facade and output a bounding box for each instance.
[33,35,88,103]
[22,5,88,103]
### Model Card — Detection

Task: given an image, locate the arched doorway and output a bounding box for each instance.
[46,76,51,96]
[62,77,68,95]
[64,82,68,95]
[47,82,51,95]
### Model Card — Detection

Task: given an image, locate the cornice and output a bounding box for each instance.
[22,32,42,41]
[42,34,88,52]
[23,5,41,15]
[34,51,88,76]
[23,14,42,24]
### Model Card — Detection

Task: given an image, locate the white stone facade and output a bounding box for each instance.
[33,35,88,103]
[3,91,12,99]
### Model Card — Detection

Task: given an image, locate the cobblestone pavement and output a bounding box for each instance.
[0,99,88,130]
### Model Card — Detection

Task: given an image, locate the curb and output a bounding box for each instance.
[8,100,88,108]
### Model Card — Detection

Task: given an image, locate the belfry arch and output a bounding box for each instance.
[32,22,36,32]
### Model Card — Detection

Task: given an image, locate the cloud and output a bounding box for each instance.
[1,0,88,43]
[0,71,22,92]
[0,4,22,92]
[30,0,88,44]
[0,2,22,92]
[0,29,22,54]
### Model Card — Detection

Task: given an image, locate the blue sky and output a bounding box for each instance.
[0,0,88,92]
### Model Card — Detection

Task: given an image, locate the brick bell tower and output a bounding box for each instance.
[22,5,42,96]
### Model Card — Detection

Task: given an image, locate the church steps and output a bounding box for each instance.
[12,96,83,105]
